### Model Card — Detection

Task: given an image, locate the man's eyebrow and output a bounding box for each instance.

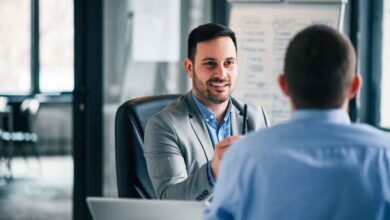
[201,57,236,62]
[201,58,217,62]
[226,57,237,60]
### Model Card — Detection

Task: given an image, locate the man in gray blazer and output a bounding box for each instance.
[144,23,269,201]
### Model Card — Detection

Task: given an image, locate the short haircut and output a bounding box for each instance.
[283,25,356,108]
[187,23,237,62]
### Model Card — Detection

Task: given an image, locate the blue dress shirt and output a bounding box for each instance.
[192,94,232,187]
[204,109,390,220]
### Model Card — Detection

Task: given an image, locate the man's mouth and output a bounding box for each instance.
[208,81,230,92]
[209,82,229,87]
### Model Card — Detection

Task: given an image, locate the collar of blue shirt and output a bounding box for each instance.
[191,93,232,126]
[290,109,351,125]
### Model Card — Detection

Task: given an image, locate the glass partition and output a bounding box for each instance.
[102,0,212,196]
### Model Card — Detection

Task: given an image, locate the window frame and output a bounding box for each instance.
[1,0,73,103]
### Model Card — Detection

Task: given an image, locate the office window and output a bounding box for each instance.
[0,1,31,94]
[40,0,74,92]
[0,0,74,95]
[380,0,390,128]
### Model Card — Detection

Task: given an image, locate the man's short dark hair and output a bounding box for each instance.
[187,23,237,62]
[283,25,356,108]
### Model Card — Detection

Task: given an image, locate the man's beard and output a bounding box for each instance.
[192,71,232,105]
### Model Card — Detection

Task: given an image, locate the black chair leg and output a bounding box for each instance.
[19,142,30,163]
[31,141,41,163]
[4,141,13,180]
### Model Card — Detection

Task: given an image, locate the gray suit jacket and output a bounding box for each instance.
[144,92,269,200]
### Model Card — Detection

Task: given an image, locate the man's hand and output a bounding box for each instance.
[211,135,241,179]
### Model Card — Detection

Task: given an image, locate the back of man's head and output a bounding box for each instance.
[283,25,356,109]
[187,23,237,63]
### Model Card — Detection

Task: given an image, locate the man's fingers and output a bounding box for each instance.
[225,135,241,142]
[216,135,242,149]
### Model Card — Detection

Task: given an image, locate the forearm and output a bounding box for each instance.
[157,163,213,200]
[144,114,213,200]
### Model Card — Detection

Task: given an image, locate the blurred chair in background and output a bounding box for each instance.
[0,96,12,179]
[1,98,40,178]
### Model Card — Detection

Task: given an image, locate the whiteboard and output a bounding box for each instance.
[229,3,343,124]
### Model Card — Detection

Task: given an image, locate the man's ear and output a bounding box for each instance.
[348,73,362,100]
[278,74,290,97]
[183,58,193,78]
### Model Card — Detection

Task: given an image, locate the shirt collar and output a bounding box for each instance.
[191,92,232,123]
[291,109,351,125]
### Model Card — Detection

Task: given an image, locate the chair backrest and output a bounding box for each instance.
[115,94,181,198]
[2,98,40,133]
[0,96,8,111]
[19,98,40,132]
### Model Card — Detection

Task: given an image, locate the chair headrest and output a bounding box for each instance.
[20,99,40,114]
[0,96,8,111]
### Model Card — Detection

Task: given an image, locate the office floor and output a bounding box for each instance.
[0,156,73,220]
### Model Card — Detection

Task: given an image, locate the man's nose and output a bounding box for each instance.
[214,63,228,78]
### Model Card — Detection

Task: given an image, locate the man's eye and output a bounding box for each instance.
[204,62,216,68]
[225,60,235,66]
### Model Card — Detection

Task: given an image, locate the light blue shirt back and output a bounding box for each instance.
[204,109,390,220]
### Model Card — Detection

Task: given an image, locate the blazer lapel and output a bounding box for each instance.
[184,93,214,161]
[231,106,244,135]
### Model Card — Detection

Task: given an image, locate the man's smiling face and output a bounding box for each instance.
[186,36,238,106]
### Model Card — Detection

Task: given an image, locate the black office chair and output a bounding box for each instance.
[115,94,181,198]
[1,98,40,179]
[2,99,40,151]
